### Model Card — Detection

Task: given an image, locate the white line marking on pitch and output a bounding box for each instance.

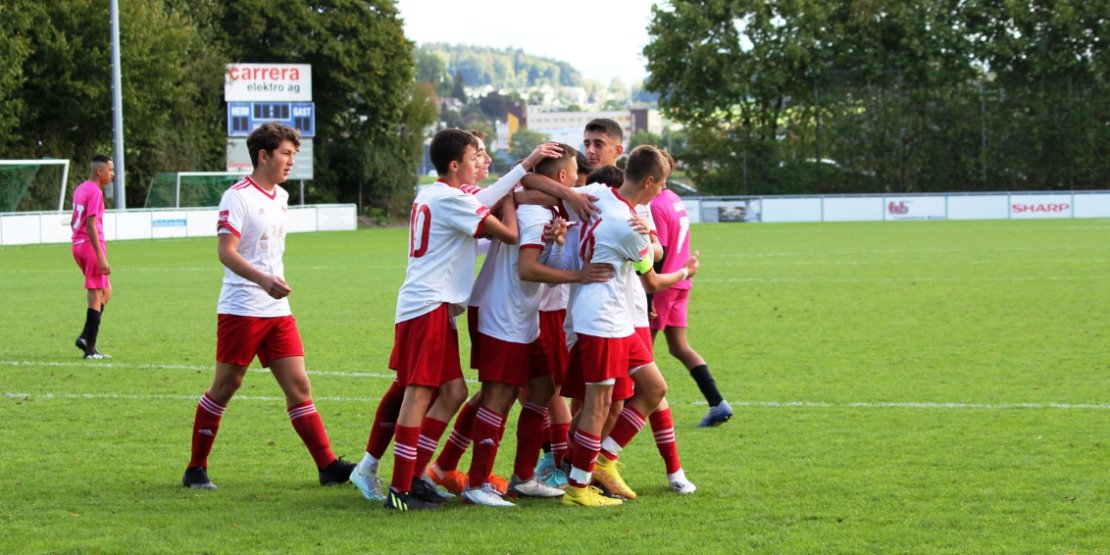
[5,391,1110,410]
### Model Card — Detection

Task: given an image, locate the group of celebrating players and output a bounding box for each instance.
[174,118,733,509]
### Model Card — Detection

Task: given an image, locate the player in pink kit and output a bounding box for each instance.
[70,154,115,360]
[650,184,732,427]
[182,123,354,491]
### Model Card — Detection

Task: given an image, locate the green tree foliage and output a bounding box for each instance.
[417,43,584,89]
[509,129,550,160]
[1,0,432,216]
[644,0,1108,195]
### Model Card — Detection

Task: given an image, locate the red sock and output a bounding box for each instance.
[466,406,505,488]
[412,416,448,481]
[549,422,570,467]
[365,380,404,459]
[568,430,601,488]
[391,425,420,492]
[288,400,336,470]
[649,408,681,474]
[188,392,225,468]
[600,405,646,460]
[513,400,548,480]
[434,401,476,472]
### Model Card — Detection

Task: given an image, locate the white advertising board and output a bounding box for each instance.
[225,64,311,102]
[947,195,1009,220]
[885,196,946,220]
[762,198,822,223]
[1073,193,1110,218]
[824,197,884,222]
[227,138,313,180]
[1009,194,1072,219]
[151,211,189,238]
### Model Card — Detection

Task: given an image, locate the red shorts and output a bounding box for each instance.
[561,333,652,400]
[650,287,690,330]
[216,314,304,368]
[390,304,463,388]
[534,310,569,385]
[73,243,110,290]
[473,332,539,388]
[635,327,654,360]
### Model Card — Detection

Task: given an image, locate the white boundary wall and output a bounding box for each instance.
[0,204,356,246]
[684,191,1110,224]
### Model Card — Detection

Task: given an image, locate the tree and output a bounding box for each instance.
[510,129,550,160]
[451,70,467,102]
[478,92,509,120]
[628,130,662,149]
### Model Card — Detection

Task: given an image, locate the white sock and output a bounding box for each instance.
[667,468,688,484]
[357,452,379,475]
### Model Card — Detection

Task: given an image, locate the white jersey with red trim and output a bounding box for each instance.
[568,186,651,338]
[473,203,553,343]
[395,182,491,323]
[629,203,656,327]
[216,176,292,317]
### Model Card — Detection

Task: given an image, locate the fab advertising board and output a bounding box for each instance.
[225,64,312,102]
[885,196,946,220]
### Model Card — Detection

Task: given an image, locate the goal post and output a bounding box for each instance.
[0,159,71,212]
[144,171,249,208]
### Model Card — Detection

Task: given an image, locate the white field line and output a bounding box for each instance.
[0,359,472,383]
[4,391,1110,410]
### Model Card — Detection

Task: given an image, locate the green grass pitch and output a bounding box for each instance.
[1,219,1108,553]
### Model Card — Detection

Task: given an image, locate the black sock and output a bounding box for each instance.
[689,364,723,407]
[542,441,552,454]
[83,308,102,353]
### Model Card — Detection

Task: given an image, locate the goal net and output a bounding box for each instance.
[0,160,71,212]
[144,172,248,208]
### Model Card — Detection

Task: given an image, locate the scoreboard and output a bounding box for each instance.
[227,102,315,138]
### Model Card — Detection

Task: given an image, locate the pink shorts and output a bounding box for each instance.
[561,333,651,400]
[216,314,304,368]
[73,243,110,290]
[390,304,463,388]
[649,287,690,330]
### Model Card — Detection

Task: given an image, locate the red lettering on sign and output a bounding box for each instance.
[1012,203,1070,213]
[227,66,303,82]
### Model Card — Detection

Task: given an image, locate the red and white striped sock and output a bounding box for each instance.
[390,425,420,493]
[600,405,646,461]
[649,407,681,474]
[365,380,404,459]
[549,422,571,467]
[568,430,601,488]
[188,392,225,468]
[411,416,447,481]
[466,406,505,488]
[513,400,548,480]
[288,400,336,470]
[434,401,477,472]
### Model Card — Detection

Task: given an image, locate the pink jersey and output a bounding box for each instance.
[650,188,692,290]
[395,182,491,323]
[70,181,105,246]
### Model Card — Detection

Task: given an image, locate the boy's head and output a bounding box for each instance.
[430,128,480,182]
[586,165,624,188]
[583,118,624,170]
[248,122,301,169]
[574,150,590,185]
[469,130,492,181]
[533,143,579,186]
[89,154,114,185]
[622,145,669,204]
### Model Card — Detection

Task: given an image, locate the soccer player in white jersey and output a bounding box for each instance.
[351,135,574,504]
[365,129,523,511]
[183,123,354,490]
[556,146,675,507]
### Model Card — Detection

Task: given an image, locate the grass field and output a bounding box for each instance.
[2,219,1109,553]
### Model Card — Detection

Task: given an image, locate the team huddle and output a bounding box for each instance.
[163,119,732,509]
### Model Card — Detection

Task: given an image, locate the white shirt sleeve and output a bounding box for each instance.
[474,164,528,208]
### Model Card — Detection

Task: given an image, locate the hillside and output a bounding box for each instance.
[416,43,584,89]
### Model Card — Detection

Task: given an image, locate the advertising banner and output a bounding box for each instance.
[225,64,312,102]
[885,196,946,220]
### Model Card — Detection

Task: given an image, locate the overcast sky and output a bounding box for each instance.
[394,0,664,86]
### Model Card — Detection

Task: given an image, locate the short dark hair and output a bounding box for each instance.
[584,118,623,143]
[430,128,478,175]
[575,150,590,175]
[469,130,486,141]
[586,165,624,187]
[91,154,111,164]
[247,122,301,168]
[533,144,577,179]
[624,145,668,186]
